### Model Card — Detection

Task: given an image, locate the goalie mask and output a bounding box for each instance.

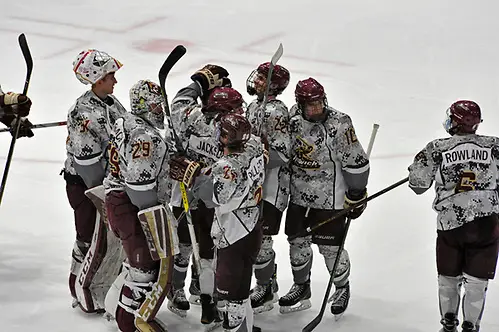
[295,77,328,122]
[202,87,245,120]
[73,49,122,85]
[246,62,290,99]
[443,100,482,135]
[129,80,166,129]
[215,113,251,150]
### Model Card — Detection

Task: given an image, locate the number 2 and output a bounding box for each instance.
[455,171,476,193]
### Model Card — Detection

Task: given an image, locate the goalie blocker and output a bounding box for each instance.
[104,197,178,332]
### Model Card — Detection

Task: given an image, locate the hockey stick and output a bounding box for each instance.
[0,120,66,133]
[257,43,283,136]
[0,33,33,206]
[302,123,380,332]
[157,46,201,273]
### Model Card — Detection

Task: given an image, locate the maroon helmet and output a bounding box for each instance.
[216,113,251,148]
[246,63,290,97]
[444,100,482,135]
[202,87,244,116]
[295,77,326,105]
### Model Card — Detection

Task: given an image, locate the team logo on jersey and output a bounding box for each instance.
[293,136,320,169]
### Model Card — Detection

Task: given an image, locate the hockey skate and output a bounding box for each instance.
[461,321,477,332]
[328,282,350,321]
[189,275,201,305]
[200,294,223,331]
[278,281,311,314]
[167,288,190,318]
[439,312,458,332]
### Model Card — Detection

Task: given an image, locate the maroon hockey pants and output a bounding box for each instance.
[65,179,97,244]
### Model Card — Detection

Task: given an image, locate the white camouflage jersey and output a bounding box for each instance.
[409,134,499,231]
[170,84,222,207]
[65,90,127,181]
[197,137,265,249]
[103,112,172,205]
[289,105,370,210]
[246,98,291,211]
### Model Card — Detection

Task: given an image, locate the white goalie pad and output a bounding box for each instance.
[85,185,107,220]
[137,204,180,261]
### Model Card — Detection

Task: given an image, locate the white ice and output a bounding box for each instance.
[1,0,499,331]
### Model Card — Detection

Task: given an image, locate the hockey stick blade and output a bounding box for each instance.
[159,45,187,117]
[0,33,34,206]
[271,43,283,66]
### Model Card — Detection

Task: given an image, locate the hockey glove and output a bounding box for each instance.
[1,115,34,138]
[169,155,201,187]
[191,64,231,91]
[344,188,367,219]
[0,92,32,117]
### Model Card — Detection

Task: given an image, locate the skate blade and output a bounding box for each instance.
[279,299,311,314]
[189,294,201,306]
[334,312,344,321]
[253,301,274,315]
[167,303,188,318]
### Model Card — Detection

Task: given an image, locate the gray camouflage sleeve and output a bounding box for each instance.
[408,142,437,195]
[336,115,370,192]
[69,105,106,188]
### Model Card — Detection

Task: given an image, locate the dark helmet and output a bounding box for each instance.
[444,100,482,135]
[246,62,290,96]
[201,87,245,119]
[216,113,251,148]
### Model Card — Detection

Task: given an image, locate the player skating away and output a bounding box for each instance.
[103,79,177,332]
[408,100,499,332]
[64,49,127,313]
[245,62,291,313]
[169,113,265,332]
[0,85,33,138]
[279,78,369,319]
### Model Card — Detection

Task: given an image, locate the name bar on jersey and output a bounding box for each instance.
[442,143,491,166]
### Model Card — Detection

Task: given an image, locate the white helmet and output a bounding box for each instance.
[73,49,122,85]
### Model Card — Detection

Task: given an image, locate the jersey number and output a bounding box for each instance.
[344,127,358,144]
[455,171,476,193]
[108,143,120,177]
[132,141,151,159]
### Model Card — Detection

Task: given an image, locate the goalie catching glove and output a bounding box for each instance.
[168,155,201,187]
[344,188,367,219]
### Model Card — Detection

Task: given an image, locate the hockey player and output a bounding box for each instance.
[103,79,177,332]
[167,65,236,326]
[169,112,265,332]
[245,62,291,313]
[279,78,369,318]
[64,49,127,313]
[408,100,499,332]
[0,86,33,138]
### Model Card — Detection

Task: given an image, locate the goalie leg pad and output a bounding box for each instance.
[85,185,108,222]
[115,260,173,332]
[137,204,180,261]
[74,211,108,313]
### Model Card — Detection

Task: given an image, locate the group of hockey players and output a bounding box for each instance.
[0,45,497,332]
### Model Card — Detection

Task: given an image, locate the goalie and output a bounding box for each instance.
[103,79,177,332]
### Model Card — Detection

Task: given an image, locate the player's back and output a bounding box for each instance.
[427,134,499,229]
